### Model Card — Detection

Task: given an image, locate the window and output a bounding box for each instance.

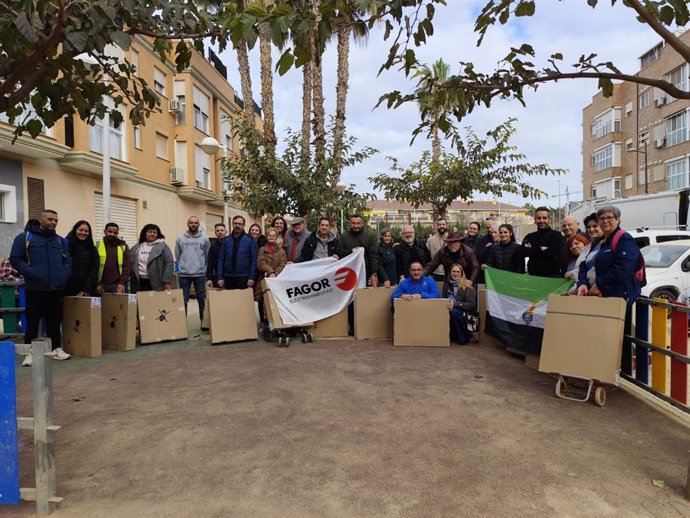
[667,158,688,190]
[640,42,663,68]
[133,126,141,149]
[625,101,633,117]
[639,91,650,109]
[89,102,126,160]
[153,67,166,96]
[174,81,186,125]
[625,138,634,151]
[591,143,620,172]
[625,174,633,190]
[614,178,621,198]
[667,64,689,94]
[195,145,211,189]
[639,131,650,146]
[0,103,53,137]
[131,50,139,76]
[0,184,17,223]
[590,108,621,139]
[192,86,209,133]
[156,132,168,159]
[220,111,233,151]
[666,111,687,146]
[591,186,598,199]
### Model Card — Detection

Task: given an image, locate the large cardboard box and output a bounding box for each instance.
[207,289,258,344]
[261,280,313,330]
[137,289,188,344]
[393,298,450,347]
[201,287,223,330]
[539,294,626,385]
[477,285,505,349]
[354,287,394,339]
[310,308,348,338]
[101,293,137,351]
[63,297,102,357]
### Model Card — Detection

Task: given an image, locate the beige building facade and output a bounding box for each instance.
[0,38,260,257]
[582,30,690,202]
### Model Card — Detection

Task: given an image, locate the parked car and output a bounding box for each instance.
[628,229,690,248]
[640,240,690,303]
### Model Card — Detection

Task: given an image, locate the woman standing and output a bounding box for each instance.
[576,213,605,290]
[130,224,174,293]
[442,263,477,345]
[271,216,288,247]
[484,223,523,273]
[256,227,288,323]
[65,220,99,296]
[249,223,268,248]
[377,229,397,287]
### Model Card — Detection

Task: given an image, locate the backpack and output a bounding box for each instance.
[611,229,646,287]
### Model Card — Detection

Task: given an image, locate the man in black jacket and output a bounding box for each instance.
[395,225,430,280]
[298,217,339,262]
[205,223,227,288]
[522,207,565,277]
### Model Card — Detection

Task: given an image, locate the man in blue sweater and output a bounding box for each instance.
[391,262,440,301]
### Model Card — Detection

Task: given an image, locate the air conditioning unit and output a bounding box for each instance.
[654,137,666,149]
[170,167,184,185]
[168,100,180,113]
[654,96,666,107]
[222,180,231,192]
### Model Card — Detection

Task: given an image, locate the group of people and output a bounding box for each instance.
[7,205,641,362]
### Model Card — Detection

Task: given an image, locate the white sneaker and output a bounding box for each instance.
[22,354,32,367]
[52,347,71,361]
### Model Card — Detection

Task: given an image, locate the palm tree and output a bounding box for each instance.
[415,59,451,165]
[258,0,277,152]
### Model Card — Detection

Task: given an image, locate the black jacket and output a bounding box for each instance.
[395,239,431,278]
[65,240,99,295]
[298,232,338,262]
[206,239,224,284]
[486,241,524,273]
[521,227,565,277]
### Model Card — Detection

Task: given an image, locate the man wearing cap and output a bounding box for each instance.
[284,217,311,263]
[424,231,479,285]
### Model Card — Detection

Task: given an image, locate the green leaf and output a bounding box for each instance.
[111,31,132,50]
[276,51,294,76]
[515,1,535,17]
[13,12,39,44]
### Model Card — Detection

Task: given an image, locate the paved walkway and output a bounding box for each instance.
[3,318,690,517]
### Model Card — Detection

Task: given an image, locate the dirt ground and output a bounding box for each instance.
[2,328,690,517]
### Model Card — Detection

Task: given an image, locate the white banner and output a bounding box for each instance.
[265,248,366,325]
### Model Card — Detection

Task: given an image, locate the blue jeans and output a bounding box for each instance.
[178,276,206,322]
[449,307,471,344]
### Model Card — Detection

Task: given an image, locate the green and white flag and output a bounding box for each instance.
[484,267,573,354]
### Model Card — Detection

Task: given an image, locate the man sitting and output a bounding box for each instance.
[391,262,440,301]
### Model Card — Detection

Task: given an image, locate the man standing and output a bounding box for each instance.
[391,262,440,301]
[298,217,338,262]
[217,215,258,290]
[522,207,566,277]
[96,222,132,294]
[206,223,228,288]
[424,232,479,285]
[284,217,311,263]
[10,210,72,365]
[426,218,448,282]
[395,225,430,280]
[175,216,210,322]
[336,214,379,287]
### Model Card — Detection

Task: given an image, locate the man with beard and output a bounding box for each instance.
[96,222,132,294]
[217,215,258,290]
[206,222,228,288]
[176,216,210,321]
[299,217,339,261]
[424,232,479,285]
[11,210,72,365]
[395,225,430,280]
[336,214,379,286]
[426,218,448,282]
[522,207,565,277]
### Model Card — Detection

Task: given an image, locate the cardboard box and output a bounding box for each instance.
[63,297,102,357]
[477,285,505,349]
[101,293,137,351]
[201,287,223,330]
[137,289,188,344]
[354,287,395,339]
[393,298,450,347]
[207,289,258,344]
[539,294,626,385]
[261,280,313,330]
[310,308,348,338]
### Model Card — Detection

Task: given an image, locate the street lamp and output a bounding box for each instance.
[629,140,649,194]
[199,136,229,226]
[335,181,347,234]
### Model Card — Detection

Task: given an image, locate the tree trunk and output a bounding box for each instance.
[258,0,276,153]
[236,40,255,125]
[431,125,441,165]
[332,23,350,188]
[301,57,313,170]
[311,0,326,167]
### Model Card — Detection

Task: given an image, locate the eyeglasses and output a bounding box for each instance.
[598,216,617,222]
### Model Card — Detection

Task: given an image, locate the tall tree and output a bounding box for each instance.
[258,0,277,152]
[414,58,450,165]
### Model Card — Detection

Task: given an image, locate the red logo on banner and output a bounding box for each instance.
[334,267,357,291]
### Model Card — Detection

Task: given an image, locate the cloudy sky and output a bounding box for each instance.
[219,1,662,209]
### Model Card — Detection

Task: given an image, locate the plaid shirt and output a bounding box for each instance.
[0,258,21,281]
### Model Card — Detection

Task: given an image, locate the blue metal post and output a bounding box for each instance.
[0,341,19,505]
[18,285,26,333]
[635,300,649,384]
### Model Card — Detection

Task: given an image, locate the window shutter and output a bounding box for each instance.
[26,177,45,219]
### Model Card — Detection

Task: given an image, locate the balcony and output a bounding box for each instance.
[177,185,217,202]
[0,125,69,160]
[58,151,137,179]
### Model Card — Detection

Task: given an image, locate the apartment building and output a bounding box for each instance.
[582,30,690,202]
[0,38,261,257]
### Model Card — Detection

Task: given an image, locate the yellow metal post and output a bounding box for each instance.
[650,299,668,394]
